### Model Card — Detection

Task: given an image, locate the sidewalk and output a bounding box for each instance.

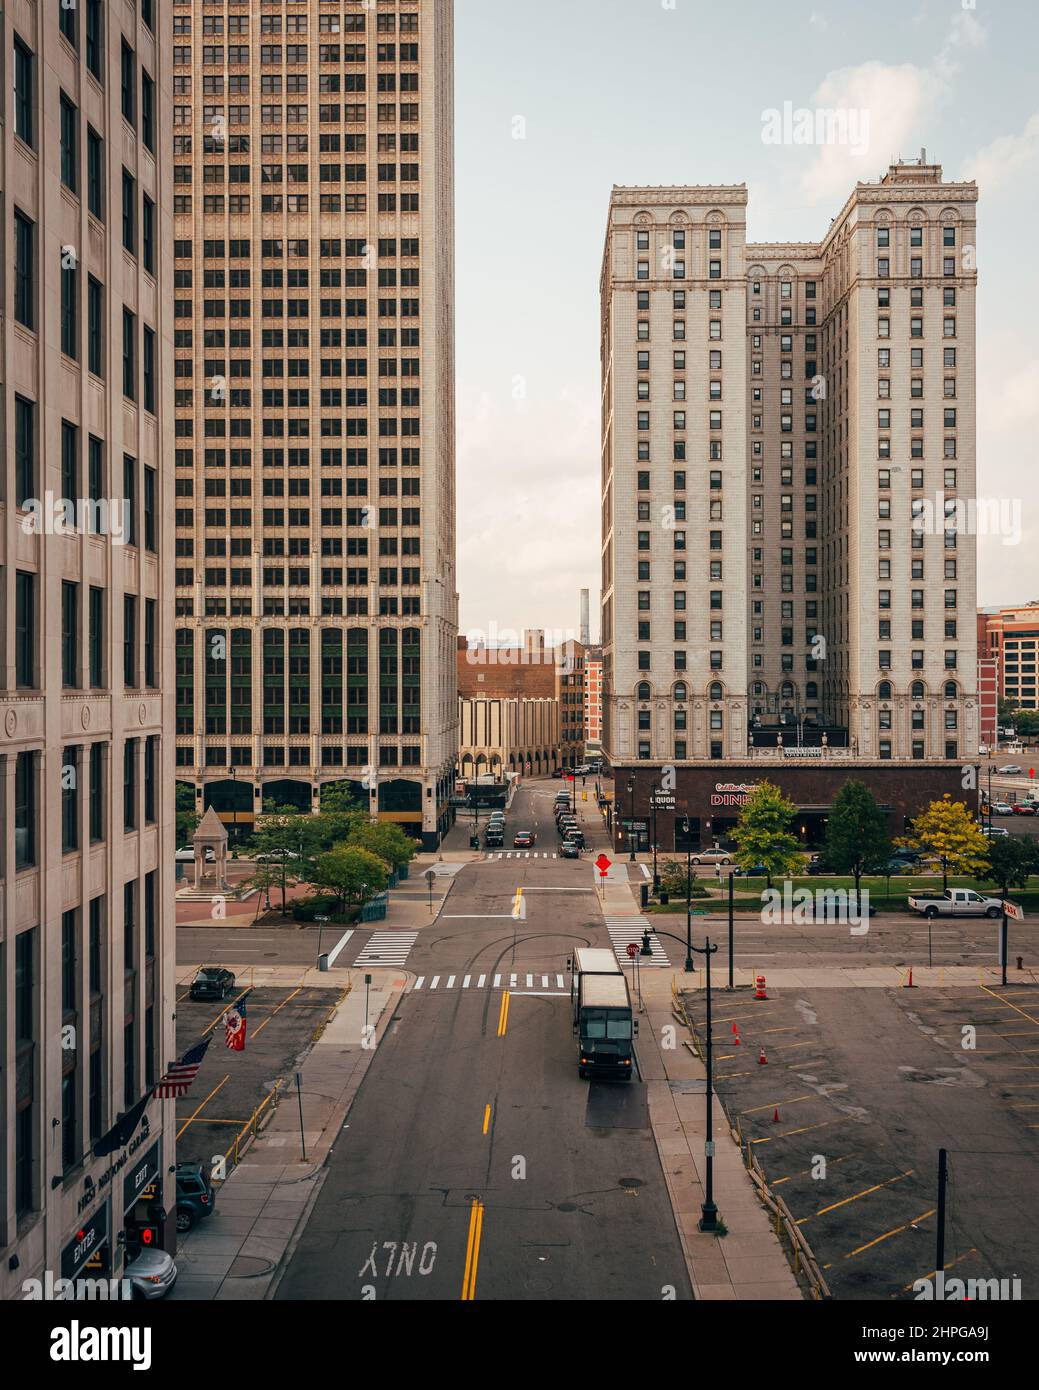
[170,968,407,1300]
[596,864,803,1301]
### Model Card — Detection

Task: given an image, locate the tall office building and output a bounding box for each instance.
[601,161,979,854]
[1,0,176,1293]
[171,0,457,850]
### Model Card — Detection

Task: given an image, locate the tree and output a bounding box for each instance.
[982,836,1039,899]
[902,795,991,891]
[251,803,317,912]
[824,780,891,894]
[310,846,390,916]
[731,780,803,888]
[658,859,709,901]
[176,782,199,848]
[347,820,418,873]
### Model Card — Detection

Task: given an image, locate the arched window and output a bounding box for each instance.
[673,682,688,702]
[911,681,925,699]
[781,681,794,699]
[709,682,723,701]
[878,681,893,700]
[637,682,651,701]
[944,681,958,699]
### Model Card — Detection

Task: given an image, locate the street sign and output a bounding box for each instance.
[626,943,639,959]
[424,868,437,883]
[1004,900,1025,921]
[595,853,612,875]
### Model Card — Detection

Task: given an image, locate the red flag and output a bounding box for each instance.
[224,996,247,1051]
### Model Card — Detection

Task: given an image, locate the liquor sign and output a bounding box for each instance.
[710,782,759,808]
[650,792,676,807]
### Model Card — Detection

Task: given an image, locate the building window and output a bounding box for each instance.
[15,395,36,507]
[61,259,78,359]
[121,40,136,126]
[124,594,138,686]
[14,210,35,330]
[88,277,104,376]
[13,36,35,148]
[62,748,80,853]
[60,93,79,191]
[15,751,38,869]
[87,127,104,219]
[16,572,36,687]
[89,586,104,686]
[90,743,105,842]
[124,740,138,831]
[123,309,137,399]
[86,0,103,80]
[62,581,79,688]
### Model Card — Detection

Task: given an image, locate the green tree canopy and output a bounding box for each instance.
[902,795,991,891]
[982,836,1039,898]
[310,846,390,914]
[824,780,891,891]
[176,782,199,848]
[731,780,803,888]
[347,819,418,872]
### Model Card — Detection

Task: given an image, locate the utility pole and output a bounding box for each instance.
[728,870,735,990]
[936,1148,948,1277]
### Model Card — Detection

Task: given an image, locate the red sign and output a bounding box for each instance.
[626,943,639,959]
[595,853,612,875]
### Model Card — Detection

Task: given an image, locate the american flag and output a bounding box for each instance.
[224,995,248,1052]
[152,1037,212,1099]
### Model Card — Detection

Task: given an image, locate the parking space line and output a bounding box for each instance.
[773,1155,853,1186]
[252,985,303,1038]
[840,1209,936,1261]
[796,1171,914,1225]
[903,1249,977,1290]
[742,1094,815,1116]
[750,1118,842,1146]
[980,985,1039,1026]
[176,1074,230,1140]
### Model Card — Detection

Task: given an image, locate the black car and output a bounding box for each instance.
[175,1162,216,1234]
[560,841,581,859]
[484,831,504,848]
[189,966,236,1001]
[564,831,585,849]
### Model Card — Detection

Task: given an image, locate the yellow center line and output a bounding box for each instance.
[460,1198,485,1300]
[176,1074,230,1140]
[796,1171,913,1225]
[497,991,511,1037]
[843,1209,937,1260]
[482,1104,491,1135]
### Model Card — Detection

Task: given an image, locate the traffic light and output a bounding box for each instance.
[641,930,653,957]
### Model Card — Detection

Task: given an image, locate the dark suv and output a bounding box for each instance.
[175,1162,216,1234]
[190,967,236,1001]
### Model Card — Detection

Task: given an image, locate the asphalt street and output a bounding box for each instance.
[275,782,693,1301]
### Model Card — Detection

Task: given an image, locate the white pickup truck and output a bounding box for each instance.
[907,889,1003,919]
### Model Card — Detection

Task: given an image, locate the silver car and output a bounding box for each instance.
[125,1246,178,1299]
[690,848,733,866]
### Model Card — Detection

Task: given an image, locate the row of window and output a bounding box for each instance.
[173,102,420,124]
[173,41,419,63]
[175,745,421,768]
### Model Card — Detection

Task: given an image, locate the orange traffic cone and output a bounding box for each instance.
[772,1107,780,1123]
[905,968,916,989]
[758,1046,768,1065]
[732,1024,741,1046]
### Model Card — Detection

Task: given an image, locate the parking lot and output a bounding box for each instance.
[173,978,347,1173]
[681,981,1039,1299]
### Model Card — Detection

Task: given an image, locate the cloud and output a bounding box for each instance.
[796,10,986,205]
[964,112,1039,193]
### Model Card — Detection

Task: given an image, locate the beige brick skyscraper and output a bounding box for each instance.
[171,0,457,849]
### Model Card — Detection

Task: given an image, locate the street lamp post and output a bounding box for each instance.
[682,817,694,972]
[651,798,660,892]
[230,766,238,853]
[627,775,636,862]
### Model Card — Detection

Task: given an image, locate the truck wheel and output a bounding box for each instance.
[925,906,939,919]
[986,907,1001,919]
[578,1068,588,1079]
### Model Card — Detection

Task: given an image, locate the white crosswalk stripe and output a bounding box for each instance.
[410,971,569,993]
[605,917,670,967]
[482,852,558,861]
[352,930,418,968]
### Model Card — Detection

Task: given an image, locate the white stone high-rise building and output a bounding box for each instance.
[171,0,457,849]
[601,161,979,852]
[1,0,177,1293]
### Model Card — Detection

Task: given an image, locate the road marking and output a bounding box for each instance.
[430,976,440,990]
[482,1104,491,1135]
[460,1197,484,1301]
[353,930,418,968]
[324,928,354,968]
[494,973,502,988]
[605,919,669,967]
[176,1074,231,1140]
[741,1094,815,1116]
[497,991,511,1037]
[509,973,517,988]
[842,1210,936,1260]
[796,1171,914,1225]
[478,974,487,988]
[446,975,456,989]
[463,974,472,989]
[750,1118,842,1146]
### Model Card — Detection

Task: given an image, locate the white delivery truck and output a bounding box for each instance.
[568,948,637,1081]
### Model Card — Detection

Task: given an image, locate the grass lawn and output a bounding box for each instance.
[647,875,1039,914]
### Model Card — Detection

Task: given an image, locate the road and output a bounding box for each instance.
[274,781,692,1301]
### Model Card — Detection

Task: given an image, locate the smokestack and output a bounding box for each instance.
[579,589,590,646]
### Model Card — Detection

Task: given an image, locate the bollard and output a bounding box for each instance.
[1018,956,1024,971]
[755,974,768,1000]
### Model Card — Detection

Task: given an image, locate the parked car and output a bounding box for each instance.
[124,1245,178,1300]
[983,826,1010,839]
[1011,802,1038,816]
[175,846,215,863]
[990,802,1015,816]
[564,830,586,849]
[573,764,591,775]
[514,830,536,848]
[690,849,733,866]
[255,849,301,863]
[560,841,582,859]
[189,966,236,1001]
[557,819,577,835]
[552,768,565,779]
[175,1161,216,1234]
[998,765,1023,775]
[806,859,835,876]
[908,889,1004,919]
[733,863,768,877]
[484,831,504,848]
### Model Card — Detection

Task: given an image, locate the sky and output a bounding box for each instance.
[453,0,1039,643]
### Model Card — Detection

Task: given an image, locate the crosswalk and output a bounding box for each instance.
[605,916,671,967]
[482,852,558,860]
[352,930,418,968]
[411,972,569,993]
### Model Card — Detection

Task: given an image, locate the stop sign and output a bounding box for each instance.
[626,943,639,959]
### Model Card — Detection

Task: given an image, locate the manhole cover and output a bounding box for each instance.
[557,1202,577,1213]
[618,1177,643,1191]
[226,1255,275,1279]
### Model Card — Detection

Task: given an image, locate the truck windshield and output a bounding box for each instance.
[581,1008,632,1041]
